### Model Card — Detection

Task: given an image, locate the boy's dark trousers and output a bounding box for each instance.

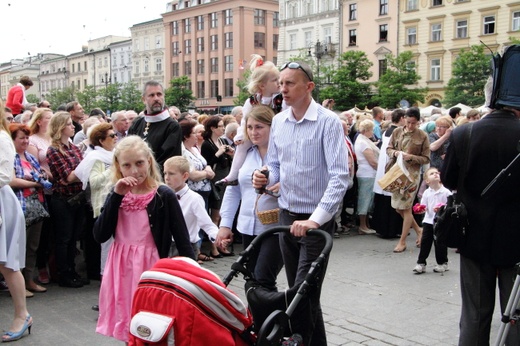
[417,223,448,265]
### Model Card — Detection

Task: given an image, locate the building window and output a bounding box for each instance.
[483,15,496,34]
[225,32,233,48]
[349,4,357,21]
[156,36,162,48]
[406,60,416,72]
[273,34,279,50]
[407,0,418,11]
[211,58,218,73]
[254,32,265,48]
[225,78,233,97]
[431,23,442,41]
[211,35,218,50]
[273,12,279,27]
[513,11,520,31]
[197,59,205,74]
[430,58,441,81]
[225,9,233,25]
[156,58,162,72]
[379,59,388,78]
[407,27,417,45]
[211,12,218,28]
[172,42,180,55]
[184,61,192,75]
[184,18,191,33]
[304,31,312,48]
[380,0,388,15]
[185,39,192,54]
[211,80,219,98]
[172,21,178,35]
[197,37,204,52]
[254,9,266,25]
[289,33,297,50]
[197,15,204,30]
[303,0,312,16]
[456,20,468,38]
[349,29,357,46]
[225,55,233,71]
[432,0,442,6]
[144,59,149,73]
[379,24,388,42]
[324,27,332,44]
[172,63,179,77]
[197,81,205,98]
[135,61,140,74]
[144,37,150,50]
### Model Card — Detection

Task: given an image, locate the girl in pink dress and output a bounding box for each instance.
[93,136,194,343]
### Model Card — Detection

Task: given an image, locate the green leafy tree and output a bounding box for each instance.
[45,87,76,110]
[443,45,491,107]
[165,76,195,112]
[96,83,123,115]
[372,51,428,109]
[119,82,143,112]
[76,85,98,113]
[26,94,39,104]
[235,70,251,106]
[325,51,373,110]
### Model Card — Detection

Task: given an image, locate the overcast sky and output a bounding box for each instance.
[2,0,167,63]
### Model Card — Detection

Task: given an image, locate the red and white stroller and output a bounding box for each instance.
[128,226,333,346]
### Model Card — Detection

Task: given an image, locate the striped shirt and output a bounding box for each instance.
[266,99,350,226]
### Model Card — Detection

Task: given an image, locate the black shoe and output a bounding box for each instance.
[59,277,84,288]
[72,272,90,285]
[92,305,99,311]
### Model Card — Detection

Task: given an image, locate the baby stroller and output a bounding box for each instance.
[128,226,332,346]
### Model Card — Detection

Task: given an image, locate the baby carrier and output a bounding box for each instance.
[129,226,332,346]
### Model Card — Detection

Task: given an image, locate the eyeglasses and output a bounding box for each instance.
[107,133,117,138]
[280,62,313,82]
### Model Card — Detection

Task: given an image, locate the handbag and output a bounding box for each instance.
[66,190,87,207]
[25,193,50,227]
[254,194,279,225]
[377,152,414,193]
[433,123,473,249]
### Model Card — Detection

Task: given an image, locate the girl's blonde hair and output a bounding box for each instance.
[112,135,163,189]
[247,54,279,95]
[48,111,72,154]
[243,105,275,141]
[28,108,52,135]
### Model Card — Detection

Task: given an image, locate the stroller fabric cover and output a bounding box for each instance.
[129,257,254,346]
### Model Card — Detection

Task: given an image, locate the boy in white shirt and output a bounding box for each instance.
[413,167,452,274]
[164,156,219,264]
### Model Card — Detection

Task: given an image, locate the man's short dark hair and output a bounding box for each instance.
[449,107,461,119]
[405,107,421,121]
[391,109,405,123]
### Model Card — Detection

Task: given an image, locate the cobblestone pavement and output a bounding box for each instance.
[0,230,503,345]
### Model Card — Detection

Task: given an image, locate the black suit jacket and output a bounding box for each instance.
[441,110,520,267]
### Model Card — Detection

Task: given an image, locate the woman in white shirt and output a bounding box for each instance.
[216,105,283,291]
[354,119,380,234]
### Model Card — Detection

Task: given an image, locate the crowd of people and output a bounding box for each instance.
[1,59,518,346]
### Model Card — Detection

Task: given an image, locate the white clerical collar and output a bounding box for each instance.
[144,109,170,123]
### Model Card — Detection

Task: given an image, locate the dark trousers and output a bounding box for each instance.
[459,255,520,346]
[84,212,101,280]
[242,233,283,291]
[36,195,53,271]
[50,195,85,279]
[417,223,448,265]
[279,209,335,346]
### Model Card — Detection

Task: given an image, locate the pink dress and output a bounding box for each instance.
[96,189,159,342]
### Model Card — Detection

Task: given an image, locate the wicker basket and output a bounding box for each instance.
[255,194,279,225]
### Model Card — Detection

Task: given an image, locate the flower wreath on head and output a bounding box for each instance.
[257,58,264,67]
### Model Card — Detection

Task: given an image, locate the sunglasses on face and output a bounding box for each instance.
[280,62,313,82]
[107,133,117,138]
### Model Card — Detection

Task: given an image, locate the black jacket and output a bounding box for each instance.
[93,185,195,260]
[441,110,520,267]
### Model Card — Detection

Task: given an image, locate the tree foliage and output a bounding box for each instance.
[323,51,373,110]
[45,87,75,110]
[372,51,428,109]
[235,70,251,106]
[165,76,196,112]
[119,82,144,112]
[443,45,491,107]
[76,85,98,113]
[26,94,39,104]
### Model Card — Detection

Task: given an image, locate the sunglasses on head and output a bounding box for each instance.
[280,62,313,82]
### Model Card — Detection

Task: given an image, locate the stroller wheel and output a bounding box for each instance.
[257,310,289,346]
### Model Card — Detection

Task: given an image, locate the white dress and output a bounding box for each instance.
[0,130,26,271]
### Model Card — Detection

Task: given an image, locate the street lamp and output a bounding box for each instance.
[101,72,111,88]
[308,40,328,103]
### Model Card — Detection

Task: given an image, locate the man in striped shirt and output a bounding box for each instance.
[253,61,350,346]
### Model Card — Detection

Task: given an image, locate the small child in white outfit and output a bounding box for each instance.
[164,156,219,264]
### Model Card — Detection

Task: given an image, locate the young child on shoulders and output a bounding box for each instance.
[413,167,452,274]
[215,54,285,186]
[93,136,194,343]
[164,156,219,264]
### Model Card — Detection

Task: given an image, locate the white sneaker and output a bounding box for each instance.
[413,264,426,274]
[433,263,449,273]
